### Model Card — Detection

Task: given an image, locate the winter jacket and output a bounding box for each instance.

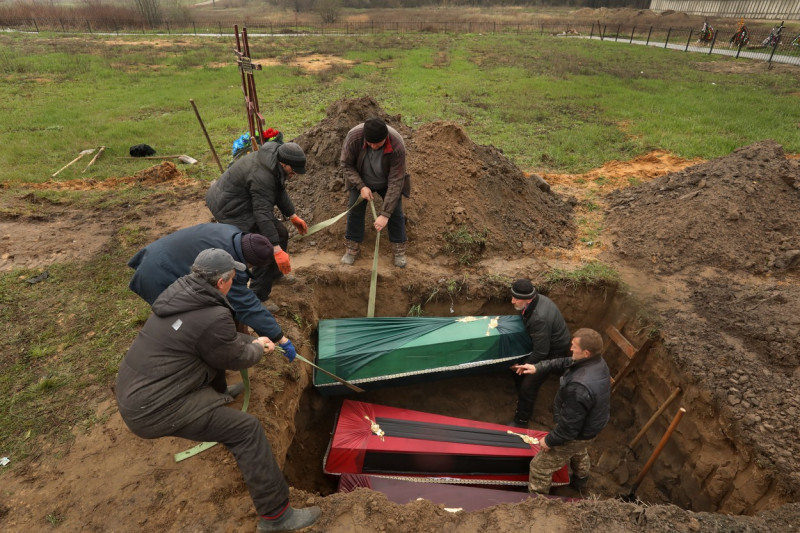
[127,223,283,342]
[116,274,264,438]
[521,295,571,364]
[340,123,410,219]
[205,142,296,245]
[535,356,611,447]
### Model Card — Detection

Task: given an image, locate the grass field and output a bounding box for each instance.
[1,30,798,185]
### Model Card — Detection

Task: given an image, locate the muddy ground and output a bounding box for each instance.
[1,96,800,532]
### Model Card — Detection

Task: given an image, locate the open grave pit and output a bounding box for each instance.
[271,266,797,517]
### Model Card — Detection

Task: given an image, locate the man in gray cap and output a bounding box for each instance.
[507,279,571,428]
[117,248,320,533]
[340,116,410,268]
[127,223,298,361]
[206,141,309,301]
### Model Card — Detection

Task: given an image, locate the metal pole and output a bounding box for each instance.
[708,30,717,54]
[736,38,744,59]
[685,30,693,51]
[615,24,620,42]
[590,23,594,39]
[190,99,224,173]
[630,26,635,44]
[665,28,672,48]
[646,26,653,45]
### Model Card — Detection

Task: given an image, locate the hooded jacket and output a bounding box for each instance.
[116,274,264,438]
[205,142,296,245]
[127,223,283,342]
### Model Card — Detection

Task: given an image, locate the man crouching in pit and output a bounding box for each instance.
[512,328,610,495]
[116,248,320,532]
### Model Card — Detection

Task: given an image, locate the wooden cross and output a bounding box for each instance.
[234,25,264,151]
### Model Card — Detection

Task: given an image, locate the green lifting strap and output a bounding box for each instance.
[174,368,251,463]
[367,200,380,318]
[289,197,365,242]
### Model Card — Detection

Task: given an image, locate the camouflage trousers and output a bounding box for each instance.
[528,438,594,494]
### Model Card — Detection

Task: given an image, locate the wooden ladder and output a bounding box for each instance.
[604,319,653,393]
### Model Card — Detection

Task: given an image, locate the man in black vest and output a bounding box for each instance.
[513,328,611,494]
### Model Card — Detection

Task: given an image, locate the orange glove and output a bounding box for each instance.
[274,249,291,275]
[290,215,308,235]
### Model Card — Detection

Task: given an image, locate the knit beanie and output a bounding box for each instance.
[276,142,307,174]
[241,234,274,266]
[511,279,537,299]
[363,117,388,144]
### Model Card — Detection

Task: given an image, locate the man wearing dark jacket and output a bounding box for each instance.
[508,279,572,428]
[116,249,320,532]
[513,328,610,494]
[206,141,309,300]
[340,117,410,268]
[127,223,298,360]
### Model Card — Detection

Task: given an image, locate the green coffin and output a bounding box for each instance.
[315,316,532,395]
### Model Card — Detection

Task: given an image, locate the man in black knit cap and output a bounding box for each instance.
[340,116,410,268]
[508,278,571,428]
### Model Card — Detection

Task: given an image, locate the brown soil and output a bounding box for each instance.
[2,96,800,532]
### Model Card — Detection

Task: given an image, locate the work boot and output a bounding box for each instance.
[341,239,360,265]
[257,506,321,532]
[265,302,280,313]
[570,475,589,491]
[274,274,296,285]
[507,418,529,428]
[224,383,244,398]
[392,242,407,268]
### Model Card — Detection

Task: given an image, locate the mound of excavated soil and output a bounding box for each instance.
[606,140,800,276]
[602,139,800,501]
[290,97,574,261]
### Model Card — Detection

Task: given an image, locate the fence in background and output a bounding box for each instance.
[2,17,799,67]
[650,0,800,20]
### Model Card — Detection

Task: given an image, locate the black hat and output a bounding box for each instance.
[193,248,245,277]
[363,117,388,144]
[277,142,306,174]
[241,234,273,266]
[511,279,537,299]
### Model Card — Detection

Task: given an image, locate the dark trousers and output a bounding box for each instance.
[345,187,406,244]
[250,220,289,301]
[514,349,570,422]
[173,406,289,516]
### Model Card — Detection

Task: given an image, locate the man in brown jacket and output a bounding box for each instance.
[340,117,410,267]
[116,249,319,532]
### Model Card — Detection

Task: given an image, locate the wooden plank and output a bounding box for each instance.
[605,324,637,359]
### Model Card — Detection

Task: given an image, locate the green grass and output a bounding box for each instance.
[0,231,150,462]
[1,31,799,185]
[544,261,622,288]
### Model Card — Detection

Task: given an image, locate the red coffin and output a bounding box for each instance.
[324,400,568,486]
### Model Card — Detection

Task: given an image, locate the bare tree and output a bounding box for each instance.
[315,0,341,23]
[133,0,162,26]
